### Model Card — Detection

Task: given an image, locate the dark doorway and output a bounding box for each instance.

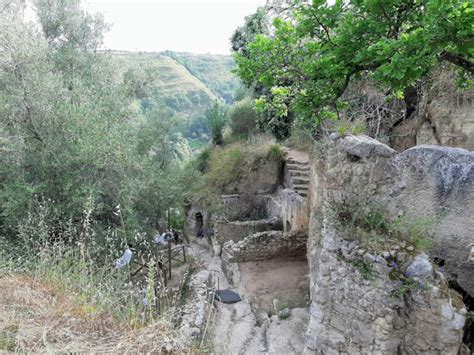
[195,212,204,237]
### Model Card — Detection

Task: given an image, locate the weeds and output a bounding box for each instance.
[206,147,245,189]
[203,139,283,193]
[0,200,197,352]
[335,121,366,136]
[391,277,421,299]
[333,198,433,253]
[351,259,376,280]
[267,144,285,161]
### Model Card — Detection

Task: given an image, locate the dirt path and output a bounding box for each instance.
[285,149,309,163]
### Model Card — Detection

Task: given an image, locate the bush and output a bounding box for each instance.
[284,127,314,151]
[196,146,212,173]
[229,98,258,137]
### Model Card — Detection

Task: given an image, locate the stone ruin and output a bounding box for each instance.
[183,135,474,354]
[184,150,312,269]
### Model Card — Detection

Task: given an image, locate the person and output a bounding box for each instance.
[172,229,179,244]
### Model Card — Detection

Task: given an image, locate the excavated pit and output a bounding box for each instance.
[237,256,310,316]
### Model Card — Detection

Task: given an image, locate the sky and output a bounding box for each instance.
[84,0,267,55]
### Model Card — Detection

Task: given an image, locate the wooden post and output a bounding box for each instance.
[168,241,172,280]
[182,245,186,263]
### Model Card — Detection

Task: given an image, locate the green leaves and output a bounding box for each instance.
[233,0,474,136]
[206,101,228,146]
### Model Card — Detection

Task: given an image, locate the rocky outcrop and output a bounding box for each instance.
[394,145,474,296]
[279,188,309,233]
[305,134,472,353]
[391,73,474,152]
[222,158,283,195]
[312,134,474,297]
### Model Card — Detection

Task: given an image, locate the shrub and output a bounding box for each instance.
[336,121,367,136]
[284,127,314,151]
[196,147,212,173]
[229,98,258,137]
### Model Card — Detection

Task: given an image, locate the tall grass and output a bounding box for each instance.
[0,200,187,328]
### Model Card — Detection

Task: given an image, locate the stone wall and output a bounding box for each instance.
[311,134,474,296]
[279,188,309,232]
[304,226,465,354]
[221,194,281,222]
[304,134,473,353]
[214,217,283,245]
[222,230,307,263]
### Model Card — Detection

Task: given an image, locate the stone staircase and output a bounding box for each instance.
[285,153,310,198]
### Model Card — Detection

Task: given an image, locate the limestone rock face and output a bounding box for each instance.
[305,134,472,353]
[222,158,283,195]
[393,145,474,295]
[390,80,474,152]
[417,98,474,150]
[337,134,397,158]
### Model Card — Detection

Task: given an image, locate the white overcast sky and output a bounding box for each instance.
[84,0,267,54]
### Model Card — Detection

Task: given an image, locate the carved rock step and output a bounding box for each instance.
[286,158,309,165]
[296,190,308,197]
[293,184,309,191]
[289,170,310,178]
[292,176,310,185]
[286,163,310,172]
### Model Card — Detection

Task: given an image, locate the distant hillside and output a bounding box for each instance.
[164,51,238,104]
[111,50,239,147]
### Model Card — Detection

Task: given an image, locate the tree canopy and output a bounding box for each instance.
[0,0,192,240]
[234,0,474,138]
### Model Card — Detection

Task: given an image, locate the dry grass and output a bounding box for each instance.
[0,275,185,353]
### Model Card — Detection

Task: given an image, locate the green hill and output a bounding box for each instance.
[111,50,238,147]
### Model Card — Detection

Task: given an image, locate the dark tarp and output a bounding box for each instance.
[215,289,242,304]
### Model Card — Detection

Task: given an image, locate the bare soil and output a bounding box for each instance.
[286,149,309,163]
[237,257,310,314]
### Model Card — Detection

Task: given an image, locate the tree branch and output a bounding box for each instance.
[439,52,474,74]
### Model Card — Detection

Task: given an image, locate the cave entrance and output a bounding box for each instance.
[195,212,204,238]
[449,280,473,352]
